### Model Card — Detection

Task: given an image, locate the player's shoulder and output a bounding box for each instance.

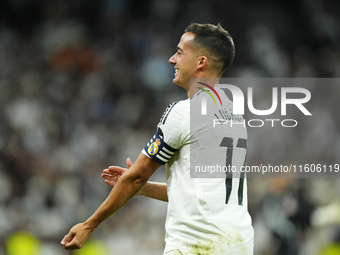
[172,98,190,114]
[170,98,190,111]
[159,98,190,125]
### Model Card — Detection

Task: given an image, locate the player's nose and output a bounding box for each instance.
[168,54,176,65]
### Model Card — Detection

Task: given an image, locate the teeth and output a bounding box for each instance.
[175,69,179,73]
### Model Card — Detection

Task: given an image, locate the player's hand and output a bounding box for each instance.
[60,222,93,250]
[102,158,133,188]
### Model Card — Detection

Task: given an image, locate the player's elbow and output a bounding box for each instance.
[132,175,148,186]
[123,172,149,188]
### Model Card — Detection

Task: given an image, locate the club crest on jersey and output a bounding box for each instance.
[148,142,159,155]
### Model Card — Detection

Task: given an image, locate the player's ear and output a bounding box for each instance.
[197,56,208,72]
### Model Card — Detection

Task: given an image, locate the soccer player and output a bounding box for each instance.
[61,23,254,254]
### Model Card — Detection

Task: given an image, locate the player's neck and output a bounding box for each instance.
[187,76,220,98]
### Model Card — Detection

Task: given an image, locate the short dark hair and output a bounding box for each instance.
[184,23,235,75]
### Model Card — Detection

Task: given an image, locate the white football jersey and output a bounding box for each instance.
[142,88,254,255]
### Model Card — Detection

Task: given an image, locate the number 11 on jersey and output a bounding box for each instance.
[219,137,247,205]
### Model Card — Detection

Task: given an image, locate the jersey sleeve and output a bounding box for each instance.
[142,100,190,165]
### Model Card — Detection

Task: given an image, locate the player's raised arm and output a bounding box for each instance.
[60,153,161,250]
[102,158,168,202]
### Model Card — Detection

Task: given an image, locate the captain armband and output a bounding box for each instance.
[142,132,177,165]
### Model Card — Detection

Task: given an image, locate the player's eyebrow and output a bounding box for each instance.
[176,46,183,52]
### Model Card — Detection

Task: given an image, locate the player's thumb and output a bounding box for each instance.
[126,158,133,169]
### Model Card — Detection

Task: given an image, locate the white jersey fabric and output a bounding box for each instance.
[142,88,254,255]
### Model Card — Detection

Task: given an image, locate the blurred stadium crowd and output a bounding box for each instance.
[0,0,340,254]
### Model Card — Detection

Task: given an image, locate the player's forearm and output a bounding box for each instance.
[83,153,161,230]
[138,181,168,202]
[84,173,146,230]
